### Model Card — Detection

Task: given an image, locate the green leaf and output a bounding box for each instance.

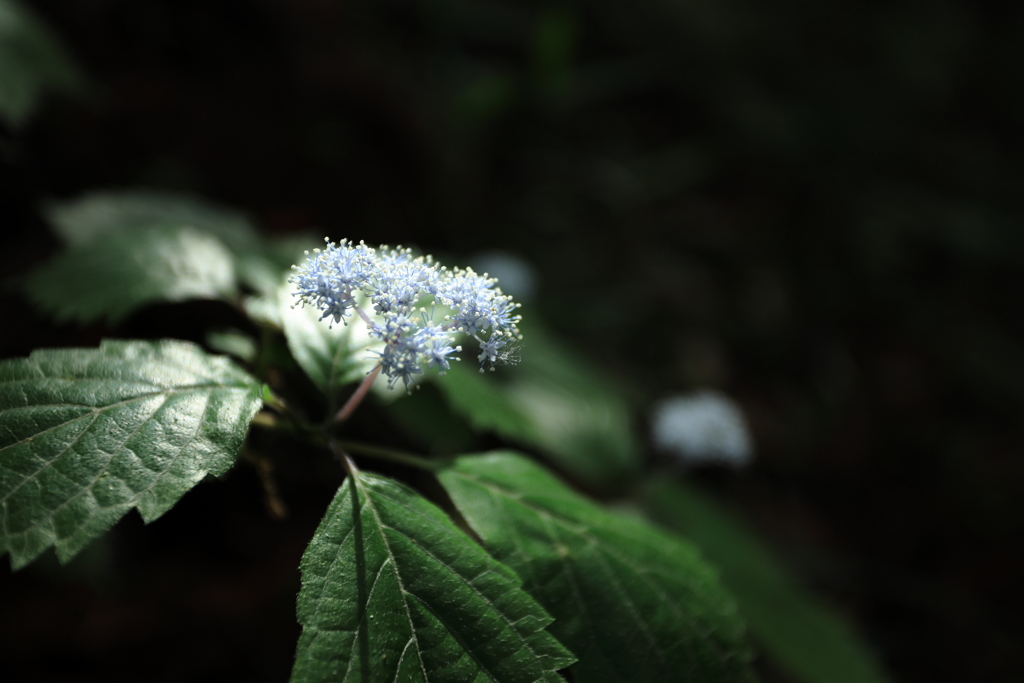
[0,339,263,570]
[22,225,237,324]
[205,328,258,364]
[385,384,477,456]
[44,190,257,253]
[291,465,576,683]
[0,0,82,127]
[438,452,755,683]
[437,362,539,444]
[279,284,381,410]
[244,292,283,329]
[41,189,292,298]
[436,322,642,490]
[642,480,892,683]
[506,323,642,488]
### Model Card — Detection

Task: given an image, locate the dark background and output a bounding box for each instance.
[2,0,1023,681]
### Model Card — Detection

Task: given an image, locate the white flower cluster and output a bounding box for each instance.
[291,238,522,389]
[650,390,754,468]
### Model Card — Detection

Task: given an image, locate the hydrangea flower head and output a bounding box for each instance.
[291,238,522,389]
[650,390,754,468]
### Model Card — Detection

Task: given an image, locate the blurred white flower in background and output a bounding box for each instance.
[650,390,754,468]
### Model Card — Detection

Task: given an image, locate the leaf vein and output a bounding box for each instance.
[2,391,173,540]
[354,476,431,682]
[380,519,546,665]
[391,636,417,683]
[457,469,700,678]
[128,391,214,509]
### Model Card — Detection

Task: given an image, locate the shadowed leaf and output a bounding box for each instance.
[642,479,892,683]
[439,451,755,683]
[0,0,82,127]
[291,466,575,682]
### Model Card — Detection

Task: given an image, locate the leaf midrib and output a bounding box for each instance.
[373,480,564,659]
[358,474,565,682]
[352,473,431,682]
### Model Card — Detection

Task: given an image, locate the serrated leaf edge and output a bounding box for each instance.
[354,472,566,680]
[294,470,576,682]
[444,461,750,679]
[0,343,262,568]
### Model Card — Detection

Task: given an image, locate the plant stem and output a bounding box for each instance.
[334,438,446,471]
[329,439,358,476]
[262,389,289,416]
[333,364,382,424]
[250,411,281,430]
[352,300,376,328]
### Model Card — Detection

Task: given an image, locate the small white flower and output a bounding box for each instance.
[650,390,754,468]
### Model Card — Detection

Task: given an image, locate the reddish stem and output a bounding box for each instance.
[333,364,382,424]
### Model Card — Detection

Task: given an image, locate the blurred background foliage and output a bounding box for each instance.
[1,0,1022,681]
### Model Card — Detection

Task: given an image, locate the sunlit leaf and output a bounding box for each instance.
[0,340,263,569]
[42,190,287,297]
[23,225,236,324]
[44,190,257,252]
